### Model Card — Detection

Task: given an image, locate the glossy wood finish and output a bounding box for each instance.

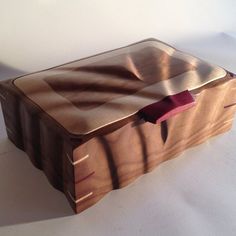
[12,39,226,135]
[0,46,235,213]
[69,74,236,213]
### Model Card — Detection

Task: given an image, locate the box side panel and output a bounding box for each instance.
[72,76,236,213]
[0,80,77,212]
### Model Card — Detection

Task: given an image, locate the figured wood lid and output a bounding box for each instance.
[13,39,226,135]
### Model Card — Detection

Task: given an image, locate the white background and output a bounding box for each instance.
[0,1,236,235]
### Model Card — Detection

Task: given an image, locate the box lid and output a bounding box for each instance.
[13,39,226,135]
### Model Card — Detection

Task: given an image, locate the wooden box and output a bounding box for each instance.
[0,39,236,213]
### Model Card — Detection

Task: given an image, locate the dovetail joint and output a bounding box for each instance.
[66,153,89,166]
[67,190,93,204]
[0,93,6,101]
[6,127,13,134]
